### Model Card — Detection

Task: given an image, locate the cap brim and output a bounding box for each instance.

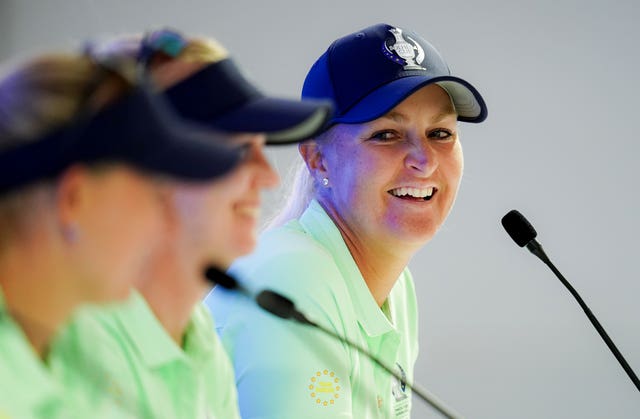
[334,75,488,124]
[137,125,242,181]
[210,96,333,144]
[124,88,244,180]
[78,86,244,182]
[0,86,244,195]
[165,59,334,144]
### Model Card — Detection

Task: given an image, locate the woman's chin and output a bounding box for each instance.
[386,222,440,247]
[219,237,258,266]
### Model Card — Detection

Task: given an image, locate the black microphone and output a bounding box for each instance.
[204,265,244,291]
[501,209,640,393]
[204,267,464,419]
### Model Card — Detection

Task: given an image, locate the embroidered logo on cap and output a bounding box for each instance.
[309,369,341,406]
[382,28,426,70]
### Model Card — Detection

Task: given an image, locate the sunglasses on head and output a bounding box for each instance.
[137,28,189,68]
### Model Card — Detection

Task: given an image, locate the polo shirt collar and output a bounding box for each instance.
[181,305,217,364]
[0,286,63,411]
[300,200,397,338]
[116,292,215,369]
[115,291,187,369]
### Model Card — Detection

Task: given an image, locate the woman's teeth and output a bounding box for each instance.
[388,187,435,200]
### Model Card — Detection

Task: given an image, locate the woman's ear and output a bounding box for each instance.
[298,140,329,181]
[56,165,90,243]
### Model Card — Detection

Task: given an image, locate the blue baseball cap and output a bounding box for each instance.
[164,58,334,145]
[302,23,488,125]
[0,83,243,196]
[137,28,333,145]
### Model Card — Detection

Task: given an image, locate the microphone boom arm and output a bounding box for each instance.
[527,239,640,393]
[501,210,640,393]
[255,290,464,419]
[205,267,465,419]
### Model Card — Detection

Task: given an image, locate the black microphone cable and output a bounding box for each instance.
[204,266,464,419]
[501,209,640,393]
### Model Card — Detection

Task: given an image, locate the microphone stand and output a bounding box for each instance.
[256,291,464,419]
[205,267,464,419]
[526,239,640,393]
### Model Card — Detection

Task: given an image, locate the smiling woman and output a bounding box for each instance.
[0,51,244,417]
[51,28,333,419]
[206,23,487,419]
[298,84,464,306]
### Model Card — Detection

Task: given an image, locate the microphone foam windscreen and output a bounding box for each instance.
[501,209,537,247]
[256,290,295,320]
[204,266,239,289]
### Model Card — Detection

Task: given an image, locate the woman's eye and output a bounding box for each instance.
[429,129,454,140]
[369,130,398,141]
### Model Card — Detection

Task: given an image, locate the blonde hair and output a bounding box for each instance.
[0,53,129,249]
[92,32,229,68]
[0,55,96,144]
[264,128,336,229]
[172,37,228,63]
[265,157,316,229]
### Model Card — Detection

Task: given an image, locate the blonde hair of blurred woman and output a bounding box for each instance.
[0,54,164,356]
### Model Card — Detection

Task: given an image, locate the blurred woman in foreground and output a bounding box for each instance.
[0,52,242,417]
[53,29,332,418]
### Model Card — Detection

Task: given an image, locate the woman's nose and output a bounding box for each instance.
[252,145,280,189]
[405,137,436,176]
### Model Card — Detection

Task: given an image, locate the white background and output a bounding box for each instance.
[2,1,639,417]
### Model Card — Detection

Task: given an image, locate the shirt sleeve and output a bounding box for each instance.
[207,248,355,419]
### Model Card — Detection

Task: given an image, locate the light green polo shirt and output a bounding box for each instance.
[51,291,240,419]
[0,287,123,418]
[205,199,419,418]
[0,288,67,419]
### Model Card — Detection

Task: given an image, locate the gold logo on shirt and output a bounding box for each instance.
[309,369,341,406]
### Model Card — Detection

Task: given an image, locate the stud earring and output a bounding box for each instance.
[322,177,329,187]
[62,222,81,244]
